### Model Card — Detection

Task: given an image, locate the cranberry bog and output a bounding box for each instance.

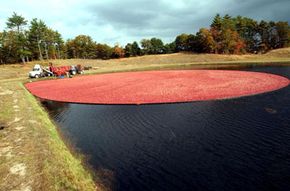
[25,70,289,104]
[43,66,290,191]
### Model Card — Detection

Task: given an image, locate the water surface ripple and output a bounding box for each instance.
[43,66,290,191]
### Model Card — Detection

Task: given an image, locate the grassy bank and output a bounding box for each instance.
[0,78,103,190]
[0,49,290,190]
[44,48,290,76]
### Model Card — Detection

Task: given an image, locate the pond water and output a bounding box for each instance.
[43,66,290,191]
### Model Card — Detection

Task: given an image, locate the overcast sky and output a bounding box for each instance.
[0,0,289,45]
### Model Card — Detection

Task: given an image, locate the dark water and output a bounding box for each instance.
[43,66,290,191]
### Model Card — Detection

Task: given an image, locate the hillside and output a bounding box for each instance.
[53,48,290,67]
[0,48,290,81]
[51,48,290,75]
[265,47,290,57]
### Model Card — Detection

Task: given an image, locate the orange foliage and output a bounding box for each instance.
[112,46,125,58]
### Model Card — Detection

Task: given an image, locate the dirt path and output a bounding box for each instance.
[0,81,45,191]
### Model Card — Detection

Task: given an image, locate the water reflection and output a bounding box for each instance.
[41,100,70,117]
[43,66,290,191]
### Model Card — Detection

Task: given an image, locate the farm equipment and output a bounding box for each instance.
[28,63,83,78]
[49,63,83,77]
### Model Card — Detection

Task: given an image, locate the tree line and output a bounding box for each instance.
[175,14,289,54]
[0,13,289,64]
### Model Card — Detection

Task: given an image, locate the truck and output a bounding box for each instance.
[28,64,53,78]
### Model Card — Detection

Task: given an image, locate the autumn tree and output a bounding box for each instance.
[163,42,176,53]
[66,35,97,59]
[111,45,125,58]
[186,34,198,52]
[219,29,245,54]
[0,32,3,63]
[124,41,141,57]
[257,20,271,52]
[175,34,189,51]
[43,29,64,59]
[275,21,289,48]
[195,28,216,53]
[0,31,20,63]
[140,39,152,55]
[124,43,132,57]
[234,16,259,52]
[95,43,112,59]
[150,38,164,54]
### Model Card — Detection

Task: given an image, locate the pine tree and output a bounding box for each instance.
[211,14,222,31]
[6,12,29,63]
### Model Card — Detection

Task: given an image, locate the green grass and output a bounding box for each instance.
[0,80,102,191]
[21,83,102,191]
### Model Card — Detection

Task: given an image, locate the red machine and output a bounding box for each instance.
[49,65,71,76]
[49,63,83,77]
